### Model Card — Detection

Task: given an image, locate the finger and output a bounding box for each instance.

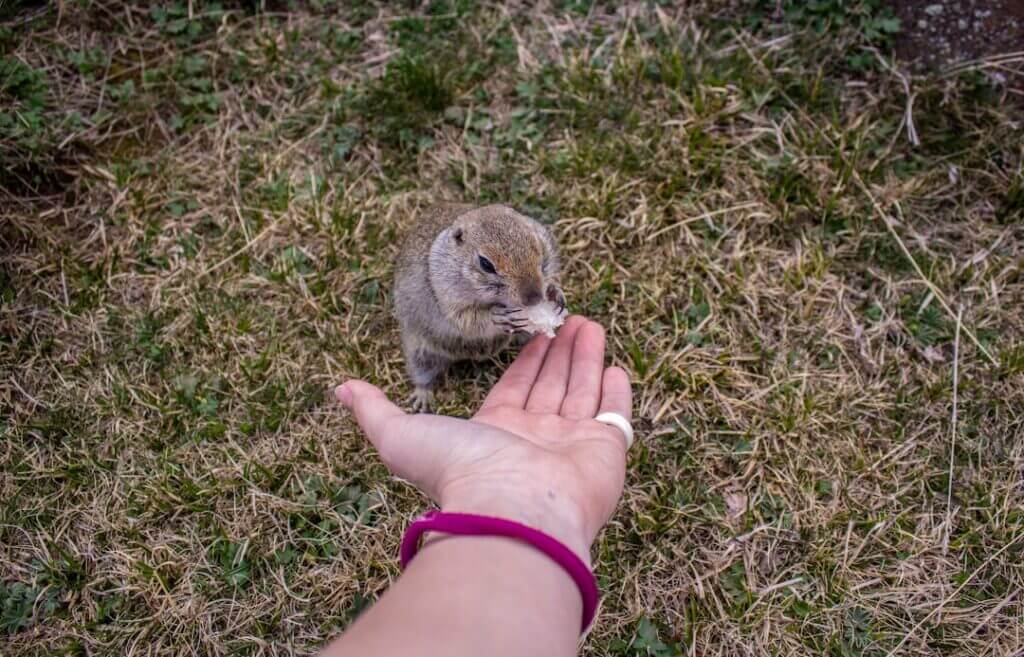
[597,366,632,420]
[559,320,606,419]
[478,334,553,411]
[335,380,407,451]
[525,315,587,414]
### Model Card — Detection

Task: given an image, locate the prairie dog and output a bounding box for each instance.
[393,203,565,411]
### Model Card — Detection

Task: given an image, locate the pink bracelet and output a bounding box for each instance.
[399,510,599,633]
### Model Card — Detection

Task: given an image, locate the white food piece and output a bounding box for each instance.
[522,302,567,338]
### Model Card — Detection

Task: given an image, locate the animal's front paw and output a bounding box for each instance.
[408,388,435,413]
[490,305,528,335]
[546,284,567,315]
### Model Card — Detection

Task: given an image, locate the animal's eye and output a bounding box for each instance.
[478,255,497,274]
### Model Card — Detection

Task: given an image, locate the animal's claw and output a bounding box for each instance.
[492,305,529,333]
[546,285,567,315]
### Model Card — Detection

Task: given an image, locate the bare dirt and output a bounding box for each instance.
[886,0,1024,73]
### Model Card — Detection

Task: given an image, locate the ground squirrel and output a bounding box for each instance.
[393,203,566,411]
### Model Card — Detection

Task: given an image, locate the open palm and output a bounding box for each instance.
[335,316,632,559]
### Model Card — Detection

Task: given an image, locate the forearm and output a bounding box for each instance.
[321,534,582,657]
[325,316,632,657]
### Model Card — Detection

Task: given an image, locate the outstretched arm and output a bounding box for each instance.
[320,316,632,657]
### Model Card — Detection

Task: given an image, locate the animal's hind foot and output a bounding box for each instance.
[408,387,436,413]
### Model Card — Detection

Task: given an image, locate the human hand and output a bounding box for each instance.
[334,316,632,562]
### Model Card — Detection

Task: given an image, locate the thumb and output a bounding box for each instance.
[334,380,407,454]
[335,380,445,494]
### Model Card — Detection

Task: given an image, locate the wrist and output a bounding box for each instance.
[404,510,598,634]
[395,525,585,653]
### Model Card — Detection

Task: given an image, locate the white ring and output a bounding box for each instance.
[594,412,634,449]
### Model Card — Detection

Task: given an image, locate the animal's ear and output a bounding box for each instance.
[453,227,464,244]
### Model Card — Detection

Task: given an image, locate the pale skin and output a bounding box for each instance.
[321,315,632,657]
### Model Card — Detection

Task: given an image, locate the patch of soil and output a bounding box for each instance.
[886,0,1024,73]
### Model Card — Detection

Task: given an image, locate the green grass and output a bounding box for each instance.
[2,1,1023,655]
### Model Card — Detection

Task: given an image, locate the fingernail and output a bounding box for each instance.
[334,383,353,407]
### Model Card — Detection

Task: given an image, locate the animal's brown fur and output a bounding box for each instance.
[393,203,562,410]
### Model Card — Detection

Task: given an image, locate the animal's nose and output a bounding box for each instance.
[520,283,543,307]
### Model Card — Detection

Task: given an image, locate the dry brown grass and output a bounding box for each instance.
[2,1,1023,656]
